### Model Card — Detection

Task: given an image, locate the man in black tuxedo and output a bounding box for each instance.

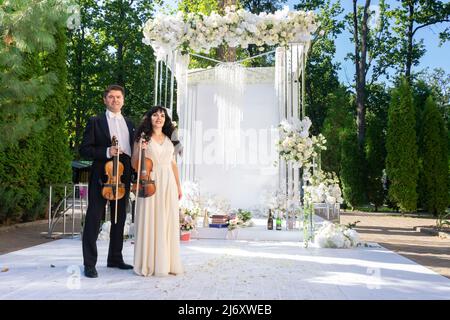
[80,84,135,278]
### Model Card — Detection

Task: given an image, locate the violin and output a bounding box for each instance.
[132,133,156,198]
[135,132,156,198]
[102,136,125,201]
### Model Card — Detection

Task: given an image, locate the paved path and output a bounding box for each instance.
[340,212,450,279]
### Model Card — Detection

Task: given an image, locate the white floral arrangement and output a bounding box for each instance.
[314,221,360,248]
[286,194,302,218]
[277,117,326,169]
[204,194,231,215]
[180,181,202,218]
[179,212,196,231]
[143,5,318,59]
[303,170,343,205]
[262,189,287,216]
[98,214,134,241]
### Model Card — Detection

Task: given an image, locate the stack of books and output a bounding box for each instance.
[209,214,229,228]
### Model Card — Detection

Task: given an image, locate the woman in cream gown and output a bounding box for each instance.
[132,106,184,276]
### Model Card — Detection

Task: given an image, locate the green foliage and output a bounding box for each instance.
[40,28,72,187]
[436,211,450,230]
[365,84,389,210]
[340,128,366,209]
[346,0,396,85]
[0,0,70,151]
[0,52,46,223]
[66,0,157,157]
[389,0,450,78]
[237,209,252,222]
[0,1,73,224]
[416,68,450,121]
[422,96,448,216]
[321,86,354,174]
[386,79,418,212]
[345,220,360,229]
[412,80,432,209]
[365,116,386,210]
[296,0,344,135]
[179,0,218,14]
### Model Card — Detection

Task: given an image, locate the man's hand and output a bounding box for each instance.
[109,145,123,157]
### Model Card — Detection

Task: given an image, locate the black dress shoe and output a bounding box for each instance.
[107,262,133,270]
[84,266,98,278]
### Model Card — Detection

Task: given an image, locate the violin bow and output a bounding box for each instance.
[134,134,144,222]
[114,138,120,224]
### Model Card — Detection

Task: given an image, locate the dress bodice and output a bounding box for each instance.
[145,136,174,166]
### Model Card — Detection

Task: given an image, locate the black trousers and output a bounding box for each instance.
[82,155,131,267]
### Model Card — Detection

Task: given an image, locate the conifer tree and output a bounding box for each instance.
[0,0,72,223]
[340,128,366,209]
[386,79,418,212]
[422,96,448,216]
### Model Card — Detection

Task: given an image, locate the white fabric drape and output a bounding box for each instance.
[275,43,308,202]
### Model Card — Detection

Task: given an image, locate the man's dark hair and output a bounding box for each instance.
[103,84,125,98]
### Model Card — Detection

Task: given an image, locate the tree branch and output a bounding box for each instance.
[412,19,450,37]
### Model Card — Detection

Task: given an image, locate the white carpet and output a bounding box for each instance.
[0,233,449,300]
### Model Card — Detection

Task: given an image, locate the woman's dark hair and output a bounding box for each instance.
[134,106,179,146]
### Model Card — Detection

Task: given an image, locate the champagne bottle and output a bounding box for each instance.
[203,209,209,228]
[276,213,282,230]
[267,209,273,230]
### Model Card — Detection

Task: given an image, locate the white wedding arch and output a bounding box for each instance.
[142,6,318,211]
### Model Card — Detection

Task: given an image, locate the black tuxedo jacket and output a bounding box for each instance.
[80,113,135,185]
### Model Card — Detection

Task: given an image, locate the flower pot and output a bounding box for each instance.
[180,231,191,241]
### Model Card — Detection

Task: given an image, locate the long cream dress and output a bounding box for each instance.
[133,136,184,276]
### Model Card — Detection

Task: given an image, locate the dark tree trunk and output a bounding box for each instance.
[354,0,370,148]
[405,2,414,82]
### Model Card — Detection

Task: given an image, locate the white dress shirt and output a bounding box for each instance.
[105,110,131,158]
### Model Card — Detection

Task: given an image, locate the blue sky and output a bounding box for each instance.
[159,0,449,84]
[284,0,450,85]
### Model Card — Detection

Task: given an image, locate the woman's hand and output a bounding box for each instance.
[178,186,183,200]
[140,139,148,150]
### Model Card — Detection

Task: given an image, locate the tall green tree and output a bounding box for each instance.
[321,86,354,175]
[364,85,389,210]
[66,0,102,156]
[386,78,418,212]
[417,68,450,121]
[411,80,432,210]
[422,96,448,216]
[67,0,157,157]
[0,0,67,151]
[340,127,367,209]
[0,0,72,224]
[40,27,72,188]
[346,0,394,148]
[295,0,345,135]
[389,0,450,81]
